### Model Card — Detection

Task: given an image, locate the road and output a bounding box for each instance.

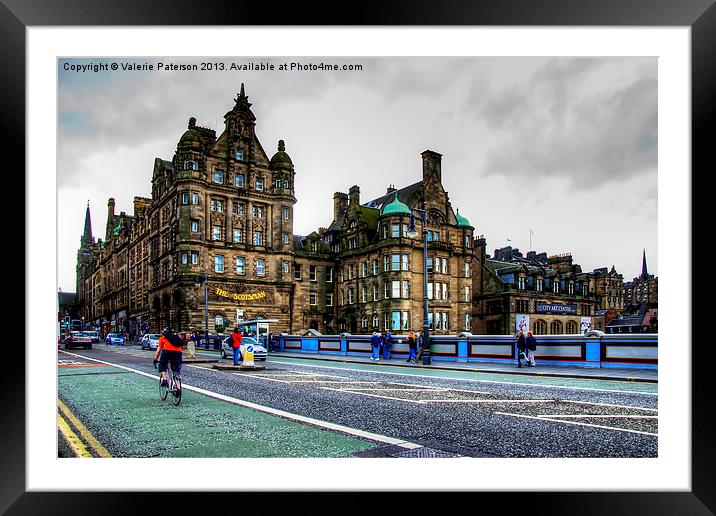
[58,342,658,458]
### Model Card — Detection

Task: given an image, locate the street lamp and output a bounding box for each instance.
[406,201,431,365]
[195,271,209,350]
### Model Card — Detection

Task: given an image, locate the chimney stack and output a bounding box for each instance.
[421,150,442,183]
[333,192,348,220]
[348,185,360,205]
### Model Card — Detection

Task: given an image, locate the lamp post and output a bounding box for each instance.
[195,271,209,350]
[406,201,431,365]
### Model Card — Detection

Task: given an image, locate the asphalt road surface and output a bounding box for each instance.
[58,343,657,458]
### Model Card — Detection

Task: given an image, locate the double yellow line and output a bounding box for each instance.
[57,399,111,458]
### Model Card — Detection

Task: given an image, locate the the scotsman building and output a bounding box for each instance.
[75,86,626,338]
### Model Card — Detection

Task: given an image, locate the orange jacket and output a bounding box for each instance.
[231,331,243,348]
[159,334,183,353]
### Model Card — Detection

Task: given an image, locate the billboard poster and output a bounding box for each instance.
[580,316,592,334]
[516,314,530,335]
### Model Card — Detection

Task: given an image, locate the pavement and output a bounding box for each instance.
[268,351,658,383]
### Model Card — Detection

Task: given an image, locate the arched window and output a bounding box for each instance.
[550,320,563,334]
[215,314,224,328]
[566,321,578,334]
[534,320,547,335]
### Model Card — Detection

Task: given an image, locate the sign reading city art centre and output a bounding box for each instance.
[215,287,268,302]
[535,302,577,314]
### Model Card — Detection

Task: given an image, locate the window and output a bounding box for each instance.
[233,229,242,243]
[384,282,390,299]
[294,264,302,280]
[464,262,471,278]
[373,284,379,301]
[283,261,289,273]
[326,293,333,306]
[402,223,408,237]
[348,288,355,304]
[362,317,368,330]
[401,311,409,330]
[392,280,401,298]
[401,254,409,271]
[212,226,222,241]
[252,206,264,218]
[181,192,189,205]
[566,321,578,334]
[361,286,367,303]
[235,174,244,188]
[372,259,379,275]
[234,257,246,275]
[537,279,544,292]
[256,259,265,276]
[402,280,409,299]
[256,178,264,191]
[191,220,199,233]
[391,254,400,271]
[428,312,434,330]
[326,267,333,282]
[427,257,433,273]
[361,262,368,278]
[391,311,401,331]
[465,313,471,331]
[254,231,263,246]
[441,312,448,331]
[550,320,563,334]
[181,253,188,264]
[214,255,224,273]
[283,233,290,244]
[191,252,198,265]
[191,192,199,205]
[215,314,224,328]
[372,314,379,329]
[465,286,471,303]
[185,160,198,171]
[518,277,526,289]
[427,283,434,300]
[214,169,224,184]
[282,207,290,220]
[235,149,244,161]
[309,291,317,306]
[391,223,400,238]
[232,203,238,215]
[310,265,317,282]
[348,264,354,280]
[464,235,471,248]
[210,199,223,212]
[441,258,448,274]
[383,255,390,272]
[553,280,559,293]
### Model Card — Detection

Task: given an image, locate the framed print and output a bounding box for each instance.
[6,0,713,513]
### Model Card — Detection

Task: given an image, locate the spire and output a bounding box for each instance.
[641,249,648,279]
[234,83,251,109]
[81,201,93,247]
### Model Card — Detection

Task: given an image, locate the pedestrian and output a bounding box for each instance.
[525,330,537,367]
[415,331,424,362]
[516,330,526,368]
[383,329,393,359]
[370,330,382,361]
[406,330,418,363]
[230,326,243,366]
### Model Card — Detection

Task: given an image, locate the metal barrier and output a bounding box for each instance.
[273,333,658,369]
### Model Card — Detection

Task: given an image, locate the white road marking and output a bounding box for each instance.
[495,411,658,437]
[537,414,658,419]
[422,399,556,404]
[561,400,658,412]
[319,387,425,404]
[58,351,422,449]
[272,358,658,396]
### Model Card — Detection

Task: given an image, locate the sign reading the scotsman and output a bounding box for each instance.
[535,302,577,314]
[215,288,268,302]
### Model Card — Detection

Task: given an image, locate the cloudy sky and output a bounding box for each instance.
[57,56,657,292]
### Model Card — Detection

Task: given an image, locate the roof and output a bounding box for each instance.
[364,181,423,212]
[606,315,648,328]
[381,192,411,216]
[455,210,472,227]
[270,139,292,167]
[58,292,78,306]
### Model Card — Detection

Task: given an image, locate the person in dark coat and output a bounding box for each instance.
[525,331,537,367]
[516,330,526,368]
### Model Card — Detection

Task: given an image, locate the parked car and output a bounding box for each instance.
[197,333,227,350]
[220,336,267,361]
[106,333,126,345]
[140,333,161,350]
[66,331,92,350]
[86,331,100,344]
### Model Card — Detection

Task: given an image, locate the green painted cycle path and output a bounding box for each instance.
[265,355,659,395]
[58,364,376,458]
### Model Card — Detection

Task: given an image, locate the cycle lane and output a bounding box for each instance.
[58,352,380,458]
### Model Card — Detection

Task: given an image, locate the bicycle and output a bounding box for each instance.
[153,359,182,406]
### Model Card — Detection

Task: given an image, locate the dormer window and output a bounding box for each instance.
[235,148,244,161]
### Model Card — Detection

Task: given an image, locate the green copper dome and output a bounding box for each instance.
[381,193,411,216]
[455,209,472,227]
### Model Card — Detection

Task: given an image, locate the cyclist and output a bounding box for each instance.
[154,327,183,388]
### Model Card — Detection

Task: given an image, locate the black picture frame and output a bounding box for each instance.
[5,0,711,513]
